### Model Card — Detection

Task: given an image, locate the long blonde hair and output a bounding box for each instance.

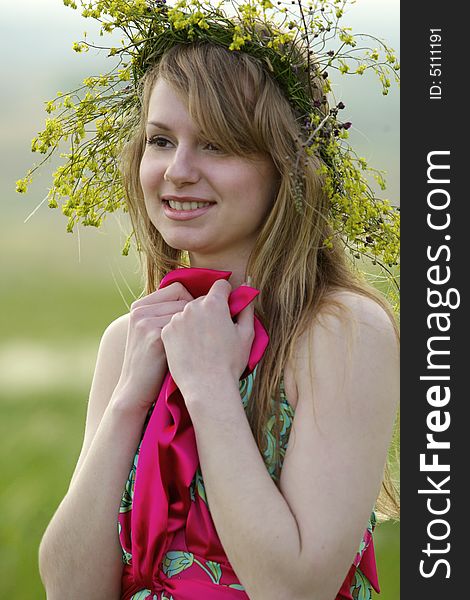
[120,40,400,520]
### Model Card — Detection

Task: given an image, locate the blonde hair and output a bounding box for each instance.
[120,40,400,520]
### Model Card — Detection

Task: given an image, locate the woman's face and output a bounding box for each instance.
[139,78,280,264]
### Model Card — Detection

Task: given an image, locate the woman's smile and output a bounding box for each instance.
[162,198,216,220]
[163,200,214,221]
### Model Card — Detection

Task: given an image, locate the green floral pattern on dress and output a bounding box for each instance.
[121,369,377,598]
[188,367,293,504]
[120,403,155,516]
[130,592,160,600]
[162,551,195,578]
[160,550,245,591]
[129,593,175,600]
[120,441,140,514]
[350,567,373,600]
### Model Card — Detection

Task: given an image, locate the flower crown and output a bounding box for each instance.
[17,0,400,299]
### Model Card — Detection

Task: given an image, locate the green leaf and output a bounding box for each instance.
[228,583,246,590]
[162,551,194,578]
[205,560,222,584]
[130,591,153,600]
[195,469,208,504]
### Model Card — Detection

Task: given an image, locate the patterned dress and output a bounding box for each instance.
[118,367,379,599]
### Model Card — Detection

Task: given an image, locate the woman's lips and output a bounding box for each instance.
[162,200,215,221]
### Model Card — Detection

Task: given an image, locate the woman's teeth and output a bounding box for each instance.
[168,200,212,211]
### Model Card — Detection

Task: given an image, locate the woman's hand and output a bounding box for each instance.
[115,281,194,411]
[160,279,255,405]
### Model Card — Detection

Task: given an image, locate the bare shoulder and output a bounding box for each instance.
[97,312,130,370]
[69,312,130,487]
[283,290,398,411]
[279,290,399,592]
[87,312,130,423]
[318,288,398,335]
[289,289,398,367]
[294,288,399,413]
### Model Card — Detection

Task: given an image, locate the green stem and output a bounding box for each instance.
[193,558,217,584]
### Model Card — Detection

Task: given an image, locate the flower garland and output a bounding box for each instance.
[17,0,400,297]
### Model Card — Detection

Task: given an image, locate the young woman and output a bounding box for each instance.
[37,23,399,600]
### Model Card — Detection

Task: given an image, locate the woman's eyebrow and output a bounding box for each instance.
[147,121,172,130]
[146,121,203,136]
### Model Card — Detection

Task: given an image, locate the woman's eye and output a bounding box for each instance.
[145,136,171,147]
[205,142,222,152]
[145,136,222,153]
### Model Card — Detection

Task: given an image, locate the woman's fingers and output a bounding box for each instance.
[130,300,189,319]
[235,299,255,340]
[135,314,176,331]
[131,282,194,310]
[207,278,232,299]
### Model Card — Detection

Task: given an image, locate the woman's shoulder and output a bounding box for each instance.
[88,312,130,412]
[283,288,397,411]
[102,312,130,342]
[68,312,130,488]
[90,311,131,396]
[97,312,130,377]
[315,286,397,335]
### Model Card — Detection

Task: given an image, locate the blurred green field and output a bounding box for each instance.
[0,222,399,598]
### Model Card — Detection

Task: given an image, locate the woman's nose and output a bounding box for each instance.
[163,145,200,186]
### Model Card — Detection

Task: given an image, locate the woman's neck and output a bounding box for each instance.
[188,252,249,289]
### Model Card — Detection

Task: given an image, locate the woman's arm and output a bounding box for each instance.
[39,282,193,599]
[164,285,399,600]
[277,293,399,599]
[69,314,130,489]
[38,315,149,599]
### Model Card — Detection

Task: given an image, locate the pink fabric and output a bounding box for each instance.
[122,267,268,598]
[338,532,380,598]
[119,267,380,599]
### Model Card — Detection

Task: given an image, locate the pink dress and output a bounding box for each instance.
[118,268,380,599]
